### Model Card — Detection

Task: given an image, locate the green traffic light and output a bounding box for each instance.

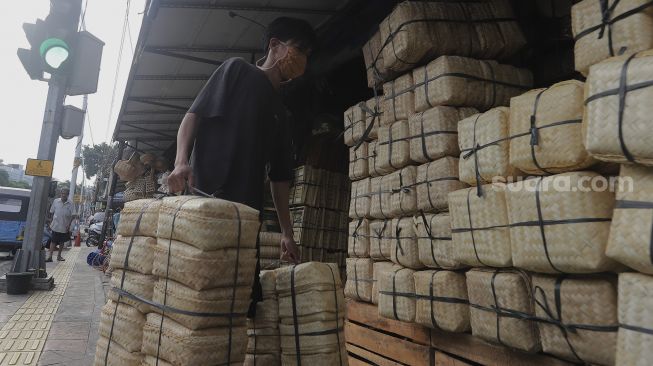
[39,38,69,69]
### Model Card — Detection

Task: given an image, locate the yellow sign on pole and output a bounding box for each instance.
[25,158,54,177]
[73,194,82,203]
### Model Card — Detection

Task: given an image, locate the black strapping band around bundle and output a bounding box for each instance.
[379,290,469,304]
[465,188,491,267]
[395,224,405,260]
[419,211,442,267]
[530,88,555,175]
[372,220,390,260]
[391,268,401,320]
[290,265,301,365]
[489,271,506,347]
[615,199,653,265]
[351,218,364,256]
[354,98,381,150]
[468,114,483,196]
[620,323,653,335]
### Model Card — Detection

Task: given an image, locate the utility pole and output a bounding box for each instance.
[19,76,67,274]
[4,0,104,291]
[69,95,86,208]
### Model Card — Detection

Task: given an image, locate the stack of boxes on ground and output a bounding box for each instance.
[96,198,348,366]
[345,0,653,364]
[289,165,349,274]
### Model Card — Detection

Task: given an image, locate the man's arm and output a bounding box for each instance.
[167,113,200,193]
[271,181,299,263]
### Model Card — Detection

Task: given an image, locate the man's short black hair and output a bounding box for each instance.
[265,17,316,53]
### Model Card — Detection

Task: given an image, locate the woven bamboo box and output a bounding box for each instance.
[390,217,424,270]
[349,178,370,219]
[109,270,156,314]
[98,301,146,353]
[376,120,412,175]
[408,106,477,164]
[362,30,389,89]
[617,272,653,366]
[506,172,622,274]
[584,50,653,166]
[458,107,518,186]
[467,268,541,353]
[344,103,366,147]
[110,236,156,275]
[509,80,595,175]
[532,274,618,365]
[385,166,418,218]
[416,157,468,213]
[379,1,526,74]
[413,56,533,113]
[349,143,369,181]
[382,73,414,126]
[345,258,374,303]
[378,266,416,323]
[118,198,161,238]
[372,262,397,305]
[348,218,370,258]
[369,176,390,220]
[606,164,653,274]
[414,270,470,333]
[415,213,462,269]
[571,0,653,75]
[369,219,392,261]
[449,184,512,267]
[94,336,143,366]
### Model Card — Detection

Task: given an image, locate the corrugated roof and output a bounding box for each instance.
[113,0,351,154]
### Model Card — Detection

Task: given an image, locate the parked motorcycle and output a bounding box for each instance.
[85,222,103,247]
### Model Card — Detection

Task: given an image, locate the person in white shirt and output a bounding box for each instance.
[47,188,73,262]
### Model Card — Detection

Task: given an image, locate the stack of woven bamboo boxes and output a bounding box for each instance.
[289,165,349,274]
[345,1,653,365]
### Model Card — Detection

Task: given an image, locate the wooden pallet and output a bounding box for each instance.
[345,300,573,366]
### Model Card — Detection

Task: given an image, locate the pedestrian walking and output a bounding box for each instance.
[47,188,73,262]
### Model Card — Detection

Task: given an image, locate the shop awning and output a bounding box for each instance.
[112,0,353,155]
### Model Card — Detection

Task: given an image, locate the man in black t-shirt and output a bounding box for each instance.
[168,18,316,265]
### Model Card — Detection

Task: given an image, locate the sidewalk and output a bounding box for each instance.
[0,246,109,366]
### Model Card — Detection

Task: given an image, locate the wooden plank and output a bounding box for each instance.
[346,300,430,345]
[434,352,475,366]
[347,343,405,366]
[430,328,573,366]
[346,320,431,366]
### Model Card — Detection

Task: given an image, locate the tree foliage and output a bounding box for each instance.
[82,143,119,179]
[0,170,31,189]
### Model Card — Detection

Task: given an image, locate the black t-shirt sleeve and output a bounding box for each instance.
[268,115,294,182]
[188,58,244,118]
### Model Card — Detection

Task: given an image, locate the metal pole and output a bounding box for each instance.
[99,141,124,243]
[19,76,66,273]
[68,95,86,206]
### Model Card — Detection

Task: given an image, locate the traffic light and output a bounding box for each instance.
[17,0,82,79]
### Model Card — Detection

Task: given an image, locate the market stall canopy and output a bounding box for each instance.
[112,0,358,154]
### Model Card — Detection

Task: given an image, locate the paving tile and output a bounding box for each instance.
[37,350,86,365]
[47,322,90,340]
[43,338,87,354]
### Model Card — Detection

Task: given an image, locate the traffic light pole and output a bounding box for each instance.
[18,75,67,275]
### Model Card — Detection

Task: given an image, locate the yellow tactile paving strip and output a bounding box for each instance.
[0,247,81,366]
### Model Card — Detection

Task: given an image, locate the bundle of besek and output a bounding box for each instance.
[94,199,161,366]
[95,197,260,366]
[245,270,280,366]
[259,231,282,270]
[276,262,348,366]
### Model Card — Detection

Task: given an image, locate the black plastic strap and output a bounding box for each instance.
[534,178,564,273]
[481,60,497,108]
[380,290,469,303]
[419,112,430,161]
[419,212,441,268]
[615,199,653,265]
[509,217,611,227]
[620,323,653,335]
[529,88,555,175]
[378,178,387,218]
[387,124,397,170]
[290,265,301,365]
[354,260,361,300]
[394,221,405,266]
[429,271,438,328]
[391,268,400,320]
[466,189,490,266]
[351,218,364,256]
[470,115,483,196]
[373,220,390,260]
[490,271,506,347]
[423,68,434,109]
[617,53,638,163]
